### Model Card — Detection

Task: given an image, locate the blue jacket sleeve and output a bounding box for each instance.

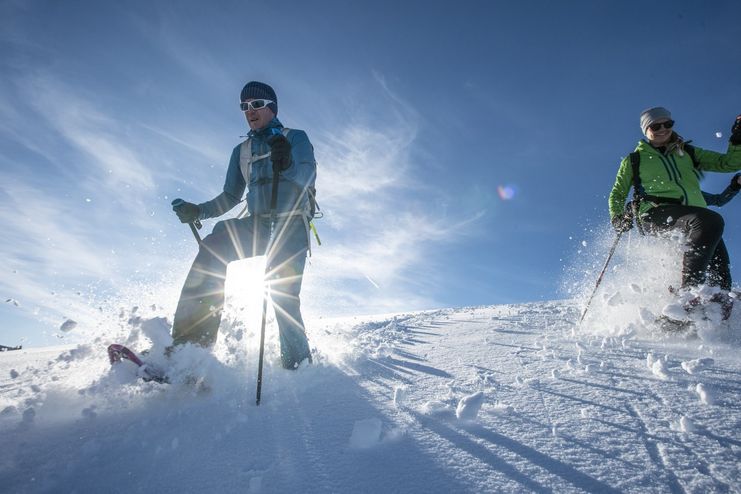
[281,130,317,190]
[197,145,246,219]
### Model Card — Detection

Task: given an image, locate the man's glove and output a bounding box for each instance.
[730,114,741,145]
[731,173,741,191]
[611,213,633,233]
[269,134,292,172]
[171,199,201,224]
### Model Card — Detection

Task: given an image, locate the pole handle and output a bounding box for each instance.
[171,198,203,245]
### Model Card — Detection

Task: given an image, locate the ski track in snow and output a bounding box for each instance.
[1,301,740,493]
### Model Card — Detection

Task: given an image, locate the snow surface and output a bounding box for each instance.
[1,298,741,493]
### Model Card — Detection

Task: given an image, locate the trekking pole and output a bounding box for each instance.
[185,220,202,245]
[578,231,623,324]
[256,165,281,406]
[630,199,645,237]
[171,199,203,245]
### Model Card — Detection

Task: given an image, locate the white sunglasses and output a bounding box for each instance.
[240,99,274,112]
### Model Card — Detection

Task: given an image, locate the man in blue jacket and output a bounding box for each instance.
[171,81,315,369]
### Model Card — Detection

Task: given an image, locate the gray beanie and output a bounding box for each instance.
[640,107,672,133]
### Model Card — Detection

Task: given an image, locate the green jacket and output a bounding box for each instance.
[608,139,741,219]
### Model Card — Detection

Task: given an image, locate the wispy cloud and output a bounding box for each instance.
[0,177,116,327]
[127,7,235,92]
[0,178,113,276]
[302,76,485,314]
[139,123,225,165]
[0,173,188,342]
[25,77,155,192]
[0,70,194,338]
[316,125,414,228]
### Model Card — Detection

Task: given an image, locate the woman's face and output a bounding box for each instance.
[645,119,674,147]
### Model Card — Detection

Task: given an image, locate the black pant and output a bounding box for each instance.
[642,205,731,290]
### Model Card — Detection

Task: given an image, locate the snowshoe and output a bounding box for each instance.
[709,292,734,321]
[107,344,169,384]
[665,287,736,323]
[182,374,211,395]
[678,292,731,320]
[655,315,696,336]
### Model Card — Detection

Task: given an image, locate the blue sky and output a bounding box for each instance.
[1,0,740,346]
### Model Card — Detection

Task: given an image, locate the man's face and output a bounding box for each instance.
[645,119,674,147]
[243,99,275,131]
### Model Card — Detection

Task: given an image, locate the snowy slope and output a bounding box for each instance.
[1,300,740,493]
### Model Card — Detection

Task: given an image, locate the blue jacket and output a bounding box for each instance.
[702,173,740,207]
[197,117,317,219]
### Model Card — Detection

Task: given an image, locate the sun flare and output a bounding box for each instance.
[224,257,269,314]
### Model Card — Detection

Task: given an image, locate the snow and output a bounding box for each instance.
[59,319,78,332]
[662,303,690,322]
[349,418,383,448]
[650,358,670,380]
[392,385,407,406]
[694,383,714,406]
[0,299,740,493]
[681,358,714,375]
[678,416,695,433]
[455,391,485,421]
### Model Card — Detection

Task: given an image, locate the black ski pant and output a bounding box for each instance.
[171,215,311,369]
[642,204,731,290]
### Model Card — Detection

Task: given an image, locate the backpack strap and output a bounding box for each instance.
[686,143,708,185]
[233,137,254,219]
[684,143,697,167]
[307,186,322,219]
[684,143,704,182]
[237,128,323,246]
[628,152,645,235]
[629,151,642,199]
[239,136,253,183]
[239,128,292,179]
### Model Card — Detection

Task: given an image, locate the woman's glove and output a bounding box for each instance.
[731,173,741,191]
[611,213,633,233]
[730,115,741,145]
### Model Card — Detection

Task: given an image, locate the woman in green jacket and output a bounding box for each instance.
[609,108,741,292]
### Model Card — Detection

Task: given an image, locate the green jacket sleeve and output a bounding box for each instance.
[608,157,632,219]
[693,144,741,172]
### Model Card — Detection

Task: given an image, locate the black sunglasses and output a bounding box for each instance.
[648,120,674,132]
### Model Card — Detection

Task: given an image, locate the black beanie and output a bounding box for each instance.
[240,81,278,116]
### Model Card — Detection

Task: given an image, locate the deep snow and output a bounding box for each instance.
[1,295,740,493]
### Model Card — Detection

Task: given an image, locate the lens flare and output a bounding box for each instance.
[497,185,516,201]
